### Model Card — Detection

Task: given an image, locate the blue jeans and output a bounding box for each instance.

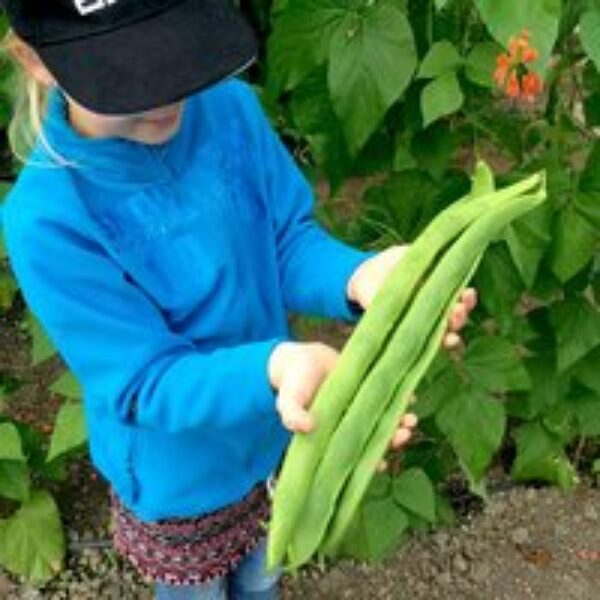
[154,538,280,600]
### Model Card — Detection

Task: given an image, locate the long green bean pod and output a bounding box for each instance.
[285,185,546,568]
[322,263,481,555]
[266,170,542,570]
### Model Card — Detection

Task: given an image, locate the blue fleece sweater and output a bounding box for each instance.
[1,79,371,520]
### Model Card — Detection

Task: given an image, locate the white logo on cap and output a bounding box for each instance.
[74,0,118,16]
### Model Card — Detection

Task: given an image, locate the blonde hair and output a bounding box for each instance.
[1,29,75,168]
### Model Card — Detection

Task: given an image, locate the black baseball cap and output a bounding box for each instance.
[1,0,258,114]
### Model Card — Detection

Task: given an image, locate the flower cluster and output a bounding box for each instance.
[494,30,544,103]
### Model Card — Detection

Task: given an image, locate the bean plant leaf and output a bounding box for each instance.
[328,2,417,154]
[464,337,531,392]
[580,10,600,72]
[24,311,56,366]
[339,494,409,562]
[417,40,462,79]
[474,244,524,331]
[505,203,552,289]
[464,42,503,88]
[550,199,599,283]
[0,462,30,503]
[49,370,82,400]
[507,353,570,421]
[511,421,579,489]
[0,422,24,461]
[0,423,30,502]
[474,0,561,72]
[0,271,18,310]
[550,297,600,372]
[289,67,351,194]
[0,490,65,582]
[420,72,464,128]
[565,393,600,438]
[573,346,600,393]
[266,0,347,93]
[392,468,436,522]
[580,140,600,192]
[45,401,87,464]
[436,386,506,487]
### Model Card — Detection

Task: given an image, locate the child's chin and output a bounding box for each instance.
[135,121,182,145]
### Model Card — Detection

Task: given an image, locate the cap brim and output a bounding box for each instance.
[37,0,257,114]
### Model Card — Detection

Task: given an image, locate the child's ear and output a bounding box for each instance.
[7,37,57,87]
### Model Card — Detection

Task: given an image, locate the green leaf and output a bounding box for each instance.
[567,393,600,438]
[0,489,65,582]
[417,359,461,419]
[328,2,417,154]
[24,311,56,366]
[289,68,351,194]
[417,41,462,79]
[574,191,600,229]
[436,386,506,487]
[392,468,436,523]
[0,422,25,461]
[420,72,465,128]
[511,421,579,489]
[580,10,600,72]
[266,0,347,93]
[411,121,461,181]
[0,461,30,502]
[507,352,569,420]
[361,170,441,243]
[550,200,599,283]
[0,424,30,502]
[49,371,82,400]
[338,494,409,562]
[474,244,524,331]
[465,41,503,88]
[0,271,18,311]
[541,403,577,443]
[474,0,561,72]
[45,401,87,464]
[579,140,600,192]
[464,337,531,392]
[550,297,600,372]
[504,203,552,288]
[573,347,600,393]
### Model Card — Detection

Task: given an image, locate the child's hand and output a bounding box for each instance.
[347,244,478,348]
[267,342,419,455]
[268,341,338,434]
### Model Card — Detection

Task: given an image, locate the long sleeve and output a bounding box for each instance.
[4,209,283,434]
[242,85,374,321]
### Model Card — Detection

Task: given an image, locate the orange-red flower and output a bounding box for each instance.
[493,29,544,104]
[521,72,544,103]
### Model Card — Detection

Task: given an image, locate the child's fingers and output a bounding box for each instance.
[461,287,478,311]
[275,381,315,434]
[278,400,314,433]
[401,412,418,429]
[448,302,468,331]
[443,331,462,348]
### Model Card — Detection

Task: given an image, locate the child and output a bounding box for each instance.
[0,1,475,598]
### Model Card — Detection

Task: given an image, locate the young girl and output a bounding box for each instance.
[0,1,475,598]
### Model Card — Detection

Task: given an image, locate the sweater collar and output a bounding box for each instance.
[32,87,192,186]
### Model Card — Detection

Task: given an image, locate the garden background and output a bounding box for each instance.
[0,0,599,597]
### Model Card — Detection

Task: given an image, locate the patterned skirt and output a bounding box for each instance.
[110,483,271,586]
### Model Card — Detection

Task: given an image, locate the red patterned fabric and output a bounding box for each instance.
[110,483,270,586]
